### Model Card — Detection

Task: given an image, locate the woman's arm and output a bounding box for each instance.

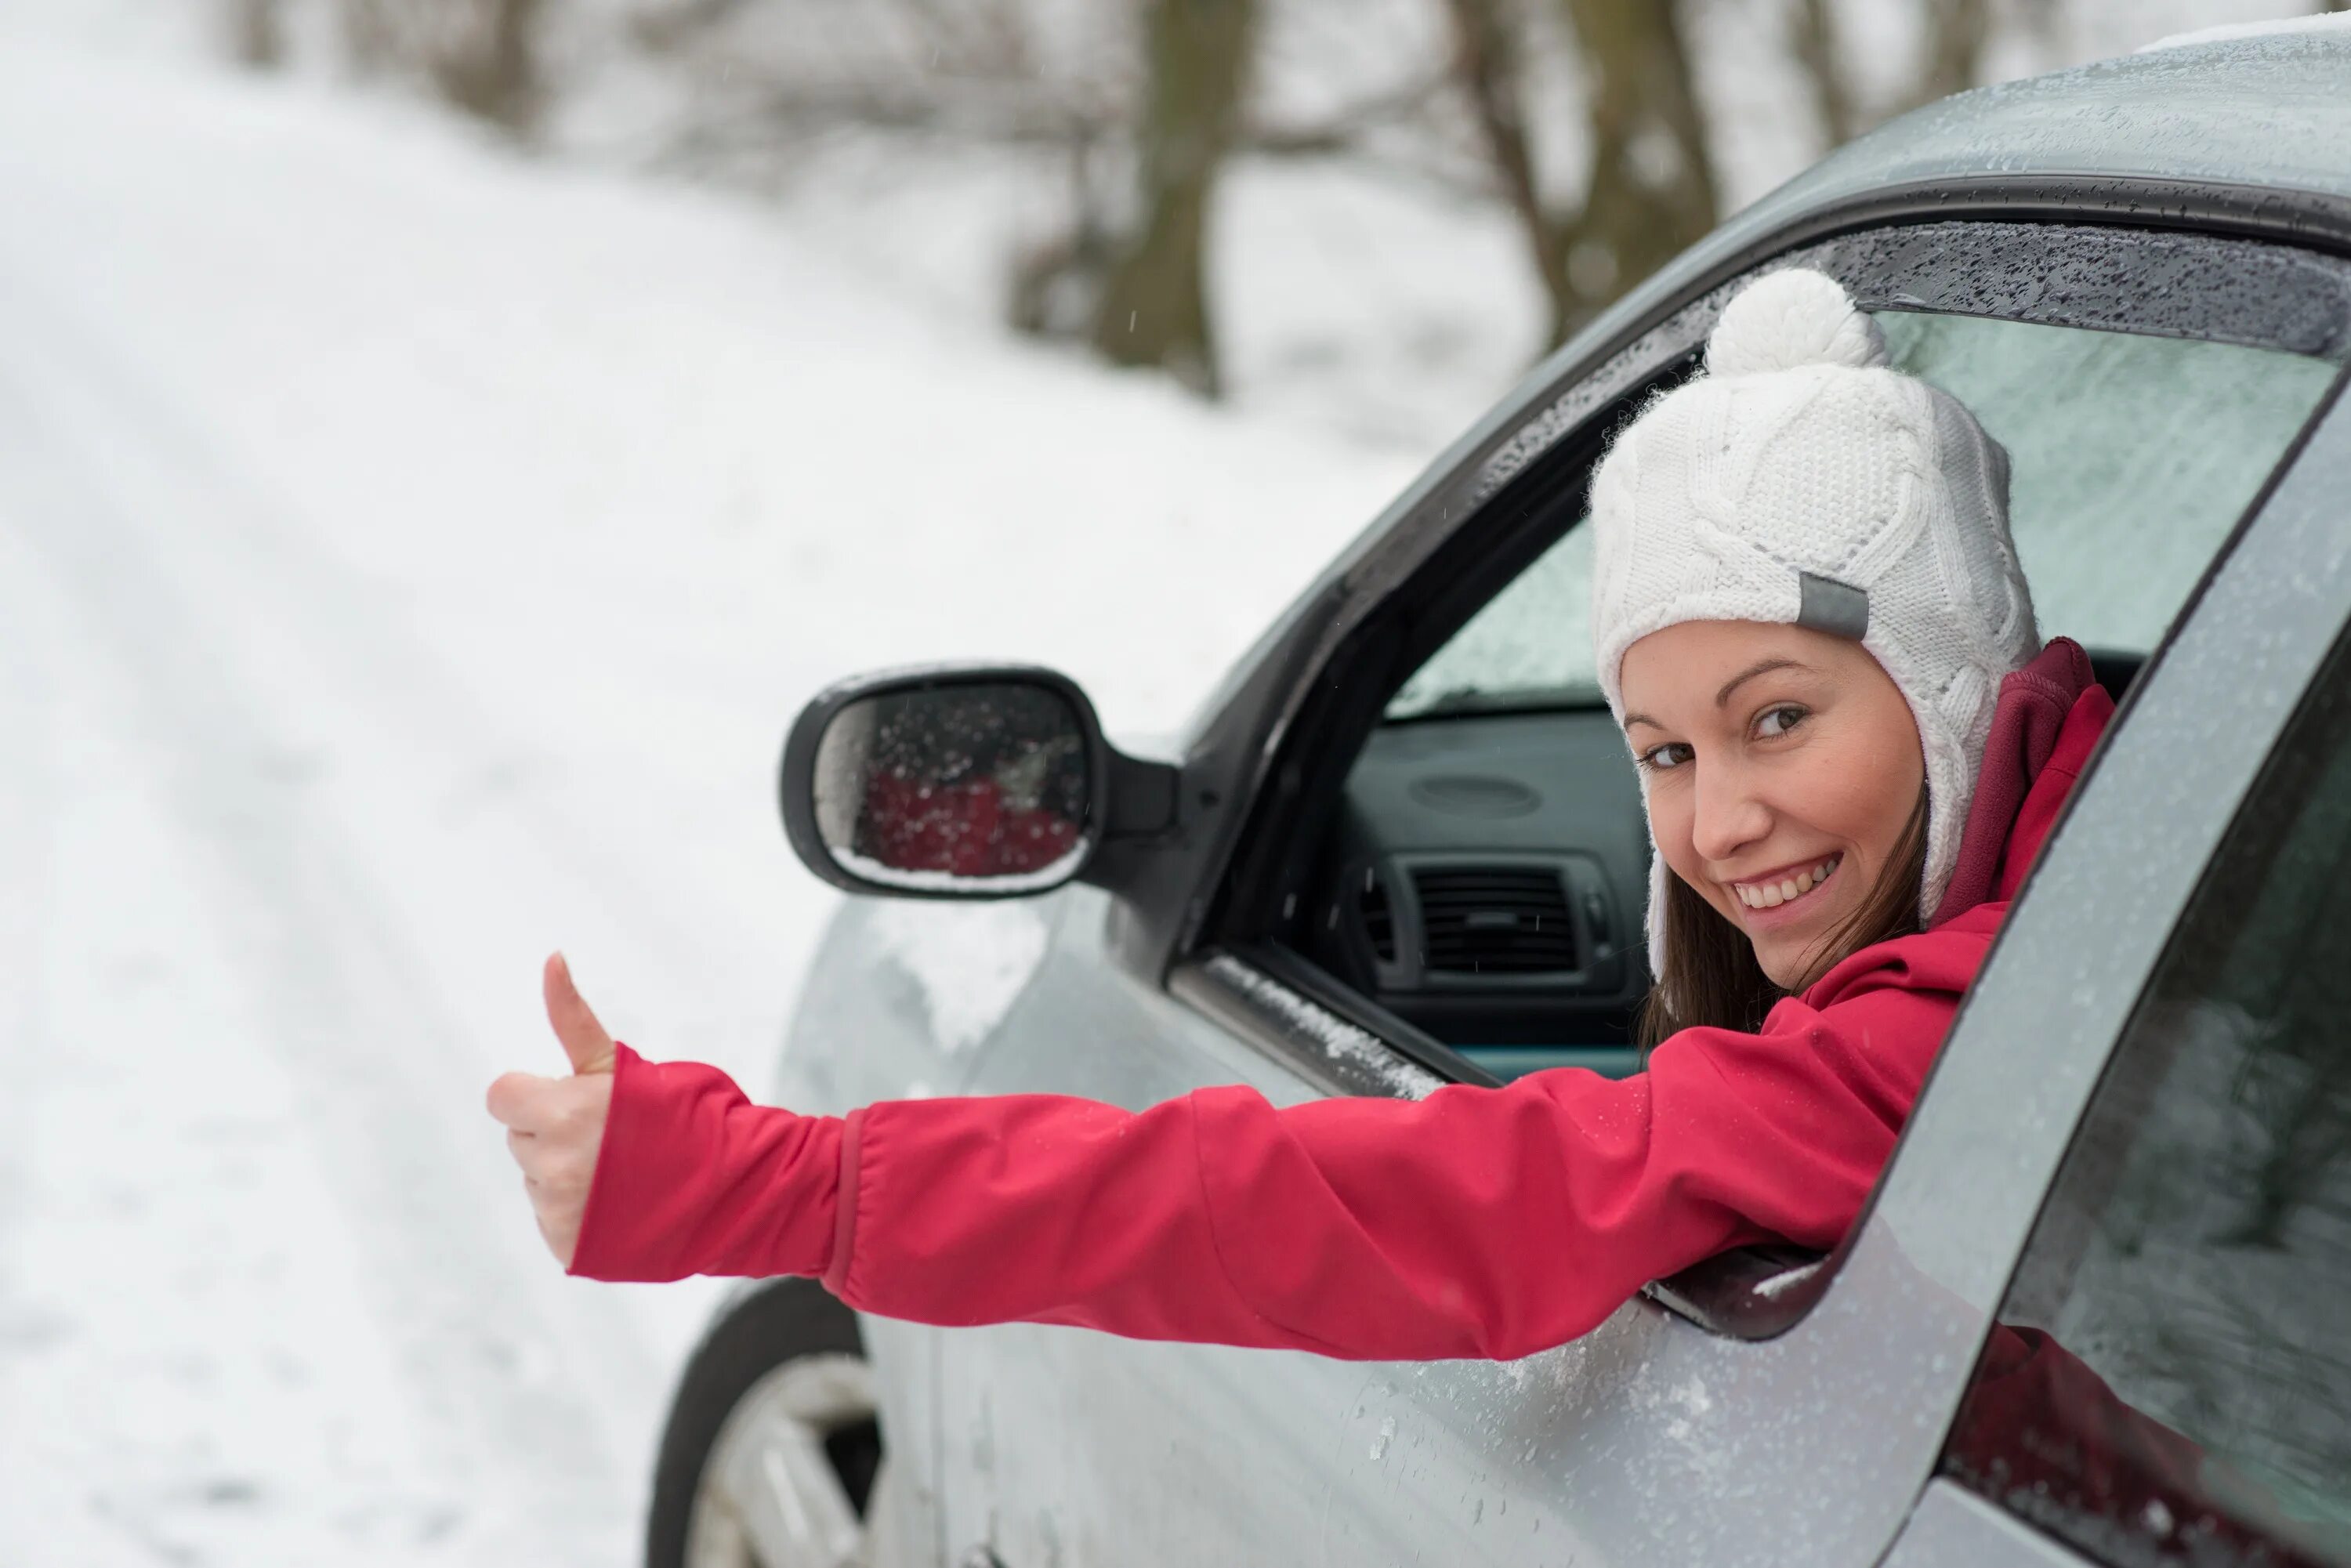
[568,975,1955,1362]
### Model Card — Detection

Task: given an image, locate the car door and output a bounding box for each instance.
[1201,239,2346,1568]
[933,216,2351,1568]
[1878,404,2351,1567]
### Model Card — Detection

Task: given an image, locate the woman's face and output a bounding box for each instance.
[1618,619,1925,989]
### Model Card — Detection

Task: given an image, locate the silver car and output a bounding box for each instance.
[647,20,2351,1568]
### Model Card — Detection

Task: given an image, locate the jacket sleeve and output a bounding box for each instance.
[569,980,1954,1361]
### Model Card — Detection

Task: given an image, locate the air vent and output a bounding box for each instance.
[1412,866,1578,975]
[1358,867,1396,962]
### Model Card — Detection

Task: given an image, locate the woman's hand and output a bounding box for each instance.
[486,952,617,1267]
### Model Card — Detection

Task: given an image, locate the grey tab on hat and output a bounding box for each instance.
[1796,571,1869,639]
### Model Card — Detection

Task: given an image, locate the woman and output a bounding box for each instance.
[485,269,2114,1361]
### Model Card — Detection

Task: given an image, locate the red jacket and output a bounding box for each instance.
[569,640,2114,1362]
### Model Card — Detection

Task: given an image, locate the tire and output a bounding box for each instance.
[646,1276,884,1568]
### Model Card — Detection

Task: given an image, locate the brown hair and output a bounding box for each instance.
[1634,788,1930,1059]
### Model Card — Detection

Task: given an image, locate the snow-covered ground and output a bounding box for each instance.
[0,41,1414,1566]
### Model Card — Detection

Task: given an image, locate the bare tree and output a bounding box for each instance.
[1016,31,1452,376]
[616,0,1471,394]
[1563,0,1718,329]
[1444,0,1717,346]
[625,2,1139,203]
[340,0,398,74]
[426,0,550,136]
[1009,131,1123,342]
[1785,0,1994,149]
[1448,0,1558,322]
[1788,0,1855,146]
[1907,0,1992,111]
[1086,0,1259,397]
[227,0,286,69]
[332,0,549,135]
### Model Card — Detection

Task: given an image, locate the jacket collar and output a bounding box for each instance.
[1792,638,2117,1011]
[1929,636,2116,928]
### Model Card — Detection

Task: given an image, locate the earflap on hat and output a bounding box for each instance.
[1643,837,1672,985]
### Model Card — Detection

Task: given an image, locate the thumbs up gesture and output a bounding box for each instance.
[486,952,618,1267]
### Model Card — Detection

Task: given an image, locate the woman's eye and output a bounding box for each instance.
[1755,704,1807,739]
[1640,742,1692,771]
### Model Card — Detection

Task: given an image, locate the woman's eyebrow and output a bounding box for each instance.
[1715,657,1806,708]
[1621,712,1661,732]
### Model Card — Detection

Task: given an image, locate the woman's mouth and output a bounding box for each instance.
[1731,853,1842,912]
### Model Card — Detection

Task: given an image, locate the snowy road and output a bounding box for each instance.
[0,42,1408,1566]
[0,257,678,1561]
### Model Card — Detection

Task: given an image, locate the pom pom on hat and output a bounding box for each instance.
[1706,267,1890,376]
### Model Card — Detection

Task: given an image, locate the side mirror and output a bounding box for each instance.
[779,664,1177,899]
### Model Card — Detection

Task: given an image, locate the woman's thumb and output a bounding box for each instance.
[543,952,618,1075]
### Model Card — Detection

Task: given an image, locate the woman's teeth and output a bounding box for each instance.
[1735,854,1842,910]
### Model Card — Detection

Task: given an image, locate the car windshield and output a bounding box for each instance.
[1382,310,2339,721]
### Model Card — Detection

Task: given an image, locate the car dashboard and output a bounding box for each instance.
[1298,704,1651,1081]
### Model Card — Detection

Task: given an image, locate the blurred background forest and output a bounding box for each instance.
[197,0,2348,448]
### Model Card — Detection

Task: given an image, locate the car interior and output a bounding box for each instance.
[1252,299,2344,1088]
[1292,647,2149,1084]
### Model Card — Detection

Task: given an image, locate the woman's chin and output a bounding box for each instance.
[1750,943,1812,990]
[1740,901,1852,988]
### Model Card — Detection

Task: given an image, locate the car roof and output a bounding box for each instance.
[1780,21,2351,218]
[1555,24,2351,384]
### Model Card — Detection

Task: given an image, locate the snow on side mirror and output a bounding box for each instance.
[781,663,1172,900]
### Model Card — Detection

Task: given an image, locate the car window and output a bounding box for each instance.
[1385,521,1599,719]
[1383,313,2337,721]
[1939,628,2351,1567]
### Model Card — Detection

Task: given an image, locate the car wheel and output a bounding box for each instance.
[647,1276,883,1568]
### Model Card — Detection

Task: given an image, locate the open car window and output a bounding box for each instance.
[1186,223,2351,1345]
[1299,302,2341,1085]
[1382,314,2338,724]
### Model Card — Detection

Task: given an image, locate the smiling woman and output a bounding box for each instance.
[495,266,2118,1374]
[1586,266,2044,1053]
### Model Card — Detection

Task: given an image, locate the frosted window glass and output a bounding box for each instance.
[1383,313,2336,722]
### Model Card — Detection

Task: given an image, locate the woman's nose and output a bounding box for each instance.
[1690,764,1772,864]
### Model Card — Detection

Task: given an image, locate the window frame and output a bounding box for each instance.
[1170,215,2351,1338]
[1196,217,2351,1070]
[1110,177,2351,998]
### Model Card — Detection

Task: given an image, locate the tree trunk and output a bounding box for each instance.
[1910,0,1991,110]
[429,0,549,138]
[1788,0,1856,147]
[1443,0,1574,346]
[1088,0,1256,398]
[1009,129,1118,340]
[229,0,285,69]
[1552,0,1719,342]
[339,0,398,76]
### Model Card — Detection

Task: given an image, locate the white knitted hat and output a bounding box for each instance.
[1588,267,2040,978]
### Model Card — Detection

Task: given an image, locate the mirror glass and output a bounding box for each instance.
[811,681,1092,893]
